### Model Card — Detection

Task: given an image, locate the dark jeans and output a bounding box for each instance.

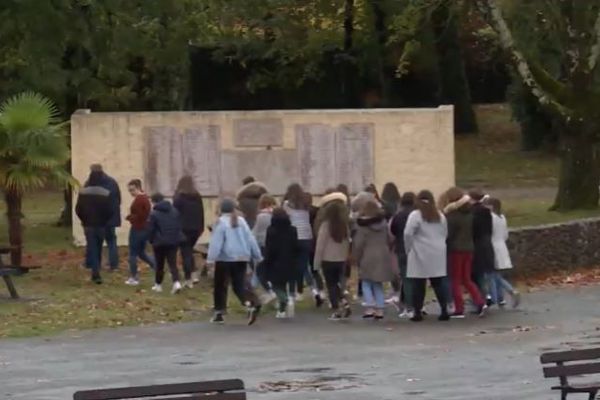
[411,277,448,316]
[128,228,155,278]
[84,227,105,277]
[292,239,312,294]
[180,229,201,280]
[153,245,180,284]
[213,261,259,313]
[322,261,346,310]
[272,283,288,312]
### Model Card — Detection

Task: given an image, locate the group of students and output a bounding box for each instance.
[76,165,205,292]
[76,164,519,326]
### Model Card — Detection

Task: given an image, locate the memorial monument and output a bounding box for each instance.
[71,107,454,245]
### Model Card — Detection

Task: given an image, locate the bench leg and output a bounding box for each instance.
[589,391,597,400]
[3,275,19,299]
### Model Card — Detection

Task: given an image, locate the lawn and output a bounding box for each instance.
[456,104,559,188]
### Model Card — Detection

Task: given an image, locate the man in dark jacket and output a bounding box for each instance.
[76,170,113,284]
[148,193,183,295]
[86,164,121,270]
[469,189,495,302]
[236,176,268,229]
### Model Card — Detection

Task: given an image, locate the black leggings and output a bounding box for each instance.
[322,261,347,310]
[411,277,448,316]
[153,245,180,284]
[180,229,201,280]
[213,261,258,313]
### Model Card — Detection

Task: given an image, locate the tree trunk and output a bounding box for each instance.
[552,125,600,210]
[4,190,23,266]
[432,2,478,134]
[341,0,356,107]
[369,0,391,106]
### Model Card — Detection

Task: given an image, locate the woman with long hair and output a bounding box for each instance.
[173,176,204,288]
[443,187,486,318]
[381,182,401,220]
[404,190,450,322]
[283,183,313,304]
[314,200,352,320]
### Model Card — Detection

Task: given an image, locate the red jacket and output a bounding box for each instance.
[126,194,151,230]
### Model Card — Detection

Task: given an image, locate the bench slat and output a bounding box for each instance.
[543,362,600,378]
[541,348,600,364]
[152,393,246,400]
[73,379,245,400]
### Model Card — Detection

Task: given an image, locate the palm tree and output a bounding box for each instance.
[0,92,77,266]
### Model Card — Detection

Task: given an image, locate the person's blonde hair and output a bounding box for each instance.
[258,194,277,210]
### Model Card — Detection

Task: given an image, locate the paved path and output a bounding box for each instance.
[2,285,600,400]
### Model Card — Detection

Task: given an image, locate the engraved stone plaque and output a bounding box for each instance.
[143,126,183,196]
[336,123,375,194]
[295,124,336,194]
[233,118,284,147]
[221,150,299,195]
[182,125,221,196]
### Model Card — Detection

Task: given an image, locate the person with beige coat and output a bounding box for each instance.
[353,201,396,320]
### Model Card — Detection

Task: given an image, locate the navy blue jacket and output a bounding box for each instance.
[75,186,113,228]
[148,201,184,247]
[95,173,121,227]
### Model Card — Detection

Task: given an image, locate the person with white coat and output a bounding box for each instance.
[484,197,521,308]
[404,190,450,322]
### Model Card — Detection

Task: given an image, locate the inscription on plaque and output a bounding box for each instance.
[336,123,375,194]
[233,118,284,147]
[295,124,336,194]
[143,126,183,196]
[182,126,221,196]
[221,150,299,195]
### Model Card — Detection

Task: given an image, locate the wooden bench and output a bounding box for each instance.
[0,246,40,299]
[73,379,247,400]
[541,348,600,399]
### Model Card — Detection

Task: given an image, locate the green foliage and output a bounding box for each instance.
[0,92,75,193]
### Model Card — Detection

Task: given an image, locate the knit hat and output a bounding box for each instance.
[220,198,236,213]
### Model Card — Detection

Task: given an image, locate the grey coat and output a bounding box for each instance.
[404,210,448,279]
[353,216,396,283]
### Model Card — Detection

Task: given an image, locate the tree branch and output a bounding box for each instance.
[475,0,571,117]
[588,10,600,73]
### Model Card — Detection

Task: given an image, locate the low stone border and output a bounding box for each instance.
[508,218,600,273]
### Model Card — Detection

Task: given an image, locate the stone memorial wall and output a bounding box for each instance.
[71,107,454,245]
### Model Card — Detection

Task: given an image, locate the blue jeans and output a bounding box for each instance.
[486,271,514,304]
[85,227,119,269]
[128,228,155,278]
[361,279,385,309]
[291,239,312,294]
[84,227,105,277]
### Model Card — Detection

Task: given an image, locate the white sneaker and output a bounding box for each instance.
[398,310,412,319]
[385,295,400,304]
[125,277,139,286]
[151,284,163,293]
[184,280,194,289]
[276,311,288,319]
[287,298,295,318]
[171,281,182,294]
[191,271,200,284]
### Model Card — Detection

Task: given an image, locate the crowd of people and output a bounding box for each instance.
[75,164,520,326]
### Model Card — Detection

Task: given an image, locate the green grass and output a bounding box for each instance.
[456,104,559,188]
[504,198,600,227]
[0,263,215,338]
[0,191,73,253]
